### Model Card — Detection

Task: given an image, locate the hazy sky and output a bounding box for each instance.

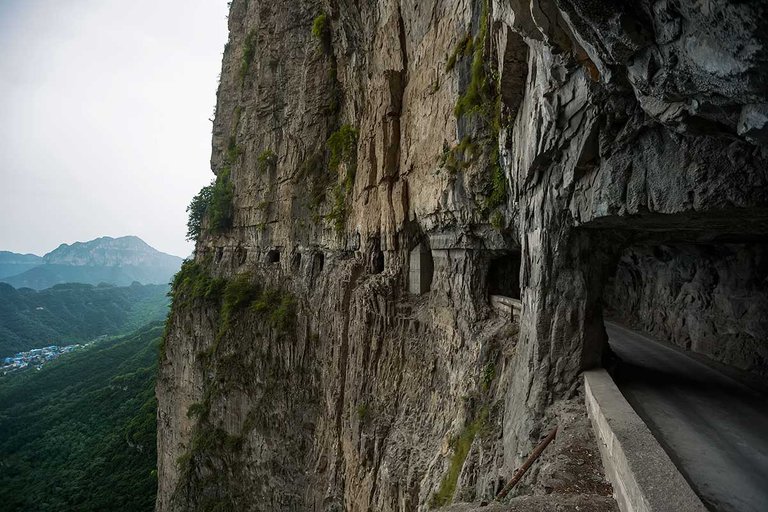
[0,0,230,258]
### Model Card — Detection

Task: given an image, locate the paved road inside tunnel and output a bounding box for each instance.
[606,322,768,512]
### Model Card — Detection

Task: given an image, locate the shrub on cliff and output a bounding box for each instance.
[209,168,234,232]
[327,124,358,174]
[256,149,277,173]
[239,30,257,83]
[186,185,213,241]
[169,259,225,304]
[324,125,358,235]
[185,168,235,242]
[311,13,331,51]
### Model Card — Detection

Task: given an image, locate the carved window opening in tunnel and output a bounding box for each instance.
[370,249,384,274]
[408,242,434,295]
[311,252,324,282]
[487,252,521,300]
[235,246,247,266]
[266,250,280,264]
[603,241,768,380]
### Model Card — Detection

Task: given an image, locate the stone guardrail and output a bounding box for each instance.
[584,369,707,512]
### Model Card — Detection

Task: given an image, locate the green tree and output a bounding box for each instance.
[186,184,214,241]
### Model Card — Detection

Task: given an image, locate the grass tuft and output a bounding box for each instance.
[430,409,489,507]
[311,13,331,51]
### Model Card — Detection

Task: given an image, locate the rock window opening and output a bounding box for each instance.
[370,250,384,274]
[487,252,521,300]
[311,252,325,281]
[408,243,434,295]
[266,250,280,264]
[291,252,302,271]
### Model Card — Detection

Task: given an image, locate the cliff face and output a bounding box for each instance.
[156,0,768,510]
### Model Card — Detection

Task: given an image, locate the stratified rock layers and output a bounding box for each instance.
[156,0,768,510]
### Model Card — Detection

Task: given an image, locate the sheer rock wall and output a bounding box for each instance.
[156,0,768,510]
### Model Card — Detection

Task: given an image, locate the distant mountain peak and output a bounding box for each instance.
[43,236,180,267]
[0,236,183,290]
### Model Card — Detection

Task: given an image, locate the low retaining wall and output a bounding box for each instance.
[583,369,706,512]
[489,295,520,320]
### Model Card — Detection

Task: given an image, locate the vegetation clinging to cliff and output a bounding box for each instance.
[430,408,489,507]
[446,33,473,72]
[186,185,213,241]
[327,124,358,174]
[185,168,235,242]
[444,0,507,219]
[311,13,331,52]
[239,30,257,83]
[168,263,300,507]
[169,260,297,340]
[256,149,277,173]
[453,1,493,120]
[325,124,358,235]
[169,259,226,305]
[210,168,235,233]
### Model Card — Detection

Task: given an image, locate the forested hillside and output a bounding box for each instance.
[0,323,161,511]
[0,282,169,357]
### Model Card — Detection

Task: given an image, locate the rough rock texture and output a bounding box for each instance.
[157,0,768,510]
[605,244,768,377]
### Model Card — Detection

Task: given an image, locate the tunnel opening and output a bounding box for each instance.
[367,238,385,275]
[371,251,384,274]
[603,240,768,380]
[311,252,325,283]
[291,252,302,272]
[408,242,433,295]
[266,250,280,264]
[487,252,521,300]
[593,224,768,512]
[486,251,522,321]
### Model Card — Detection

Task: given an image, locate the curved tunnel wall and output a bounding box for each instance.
[604,242,768,378]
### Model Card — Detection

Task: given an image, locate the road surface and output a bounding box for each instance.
[606,322,768,512]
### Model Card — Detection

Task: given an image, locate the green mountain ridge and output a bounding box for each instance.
[1,263,179,290]
[0,323,161,512]
[0,281,170,358]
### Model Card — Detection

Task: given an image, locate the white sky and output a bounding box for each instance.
[0,0,230,258]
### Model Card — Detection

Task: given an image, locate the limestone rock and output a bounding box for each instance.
[156,0,768,510]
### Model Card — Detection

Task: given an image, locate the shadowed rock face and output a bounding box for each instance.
[156,0,768,510]
[605,243,768,378]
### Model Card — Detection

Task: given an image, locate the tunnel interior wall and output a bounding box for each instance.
[604,243,768,378]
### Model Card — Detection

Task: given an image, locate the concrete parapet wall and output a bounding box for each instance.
[583,369,706,512]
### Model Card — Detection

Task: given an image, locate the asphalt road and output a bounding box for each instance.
[606,322,768,512]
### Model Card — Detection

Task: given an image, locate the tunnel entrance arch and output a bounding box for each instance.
[487,251,521,300]
[486,251,522,321]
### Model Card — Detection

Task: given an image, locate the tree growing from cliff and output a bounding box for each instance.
[186,168,235,241]
[186,184,214,241]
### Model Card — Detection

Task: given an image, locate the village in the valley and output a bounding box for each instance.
[1,339,104,375]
